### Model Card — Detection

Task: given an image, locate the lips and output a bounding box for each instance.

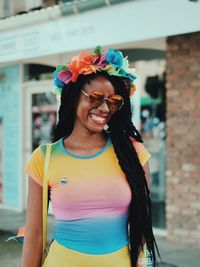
[89,114,108,125]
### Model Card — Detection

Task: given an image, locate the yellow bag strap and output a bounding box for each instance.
[42,144,51,258]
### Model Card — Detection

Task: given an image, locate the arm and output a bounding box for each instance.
[22,177,43,267]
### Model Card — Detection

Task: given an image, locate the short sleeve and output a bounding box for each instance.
[131,138,151,167]
[25,146,44,186]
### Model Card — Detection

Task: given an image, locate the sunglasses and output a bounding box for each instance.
[81,90,124,112]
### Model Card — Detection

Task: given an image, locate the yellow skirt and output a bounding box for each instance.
[43,240,131,267]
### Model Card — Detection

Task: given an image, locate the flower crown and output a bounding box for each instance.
[53,46,137,96]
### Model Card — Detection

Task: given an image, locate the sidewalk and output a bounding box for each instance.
[0,209,199,267]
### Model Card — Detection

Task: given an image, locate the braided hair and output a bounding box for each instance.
[53,72,159,267]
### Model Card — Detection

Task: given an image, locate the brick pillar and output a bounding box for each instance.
[166,32,200,245]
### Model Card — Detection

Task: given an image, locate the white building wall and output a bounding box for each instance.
[0,0,200,64]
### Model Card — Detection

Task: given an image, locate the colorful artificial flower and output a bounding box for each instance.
[106,48,124,69]
[58,70,72,84]
[54,70,65,89]
[68,51,96,82]
[53,46,137,97]
[130,84,136,97]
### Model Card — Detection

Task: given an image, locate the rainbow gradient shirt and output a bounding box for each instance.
[26,137,151,267]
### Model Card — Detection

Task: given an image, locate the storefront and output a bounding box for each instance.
[0,0,199,242]
[0,50,167,232]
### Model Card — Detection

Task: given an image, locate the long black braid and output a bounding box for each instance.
[53,72,159,267]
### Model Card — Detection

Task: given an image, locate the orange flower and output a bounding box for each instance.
[68,51,96,82]
[130,84,136,97]
[80,64,99,75]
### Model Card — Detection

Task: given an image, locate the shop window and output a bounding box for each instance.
[24,64,54,81]
[32,93,57,150]
[144,73,166,229]
[141,72,166,229]
[134,59,166,229]
[43,0,59,7]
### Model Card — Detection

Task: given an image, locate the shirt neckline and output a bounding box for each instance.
[60,137,111,159]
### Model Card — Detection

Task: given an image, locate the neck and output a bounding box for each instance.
[64,123,107,150]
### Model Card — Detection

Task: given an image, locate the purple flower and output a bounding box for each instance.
[93,53,107,67]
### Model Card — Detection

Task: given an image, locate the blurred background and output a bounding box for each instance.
[0,0,199,266]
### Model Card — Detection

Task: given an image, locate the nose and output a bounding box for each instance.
[97,99,110,113]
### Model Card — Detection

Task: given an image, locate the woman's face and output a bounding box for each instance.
[75,76,116,134]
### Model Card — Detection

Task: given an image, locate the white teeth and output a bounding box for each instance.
[90,114,106,123]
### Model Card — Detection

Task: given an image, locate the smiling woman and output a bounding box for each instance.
[22,46,159,267]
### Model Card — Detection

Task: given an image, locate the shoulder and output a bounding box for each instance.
[130,136,145,154]
[25,141,59,187]
[129,137,151,167]
[39,139,61,156]
[26,140,57,170]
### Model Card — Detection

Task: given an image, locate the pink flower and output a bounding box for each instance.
[58,70,72,84]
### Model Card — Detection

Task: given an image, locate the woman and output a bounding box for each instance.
[22,46,158,267]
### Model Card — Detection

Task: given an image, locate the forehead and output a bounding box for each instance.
[83,76,115,95]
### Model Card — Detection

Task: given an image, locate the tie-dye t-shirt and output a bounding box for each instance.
[25,137,151,267]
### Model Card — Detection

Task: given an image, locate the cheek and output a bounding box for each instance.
[76,100,90,119]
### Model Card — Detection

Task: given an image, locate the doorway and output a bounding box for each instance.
[135,59,167,230]
[23,81,57,211]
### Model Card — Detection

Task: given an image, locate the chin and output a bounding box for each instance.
[86,123,106,134]
[88,126,105,134]
[86,115,110,133]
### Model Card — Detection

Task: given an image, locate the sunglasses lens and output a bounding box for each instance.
[108,95,124,111]
[89,92,104,107]
[87,92,124,112]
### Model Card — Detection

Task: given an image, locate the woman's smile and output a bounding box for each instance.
[89,113,109,125]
